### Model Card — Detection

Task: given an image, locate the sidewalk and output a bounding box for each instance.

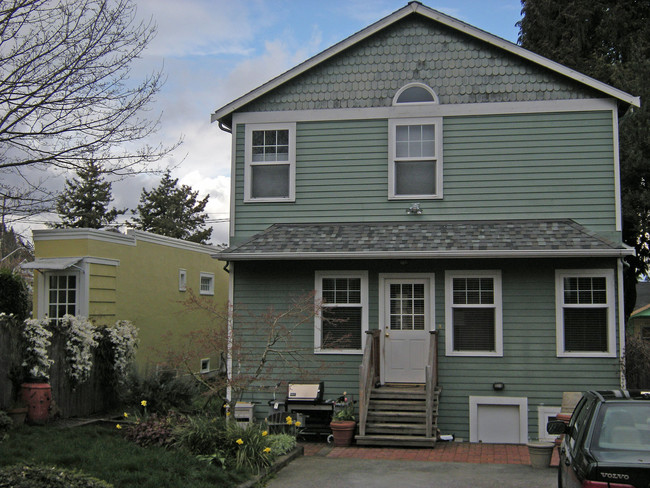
[302,441,560,466]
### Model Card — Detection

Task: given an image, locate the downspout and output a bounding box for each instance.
[226,261,234,402]
[618,259,626,389]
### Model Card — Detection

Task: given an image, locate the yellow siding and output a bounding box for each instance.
[33,230,228,371]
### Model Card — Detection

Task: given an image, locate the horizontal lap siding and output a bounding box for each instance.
[442,111,616,227]
[233,111,616,244]
[435,258,620,441]
[233,261,367,409]
[234,258,621,437]
[88,263,117,323]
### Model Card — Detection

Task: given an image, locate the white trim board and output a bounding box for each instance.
[469,396,528,444]
[231,98,618,126]
[32,228,218,255]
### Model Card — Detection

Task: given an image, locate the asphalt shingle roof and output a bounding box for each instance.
[216,219,633,261]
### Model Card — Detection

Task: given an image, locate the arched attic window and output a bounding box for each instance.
[393,83,439,105]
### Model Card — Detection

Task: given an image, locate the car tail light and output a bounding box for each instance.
[582,481,635,488]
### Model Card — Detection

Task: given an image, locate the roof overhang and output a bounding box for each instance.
[21,257,84,271]
[214,219,635,262]
[211,2,640,127]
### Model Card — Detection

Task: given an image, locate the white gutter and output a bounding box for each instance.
[215,247,635,261]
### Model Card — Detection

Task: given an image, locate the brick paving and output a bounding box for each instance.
[301,442,560,466]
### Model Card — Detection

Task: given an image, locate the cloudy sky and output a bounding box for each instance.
[27,0,524,245]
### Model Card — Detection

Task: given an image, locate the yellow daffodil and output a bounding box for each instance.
[236,438,244,445]
[295,421,301,427]
[116,424,122,430]
[286,416,293,425]
[263,447,271,453]
[123,412,129,418]
[262,430,268,436]
[141,400,147,407]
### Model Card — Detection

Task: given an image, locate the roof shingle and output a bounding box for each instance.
[216,219,632,261]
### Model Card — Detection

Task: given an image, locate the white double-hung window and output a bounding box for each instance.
[555,269,616,357]
[244,123,296,202]
[388,117,443,199]
[314,271,368,354]
[445,270,503,357]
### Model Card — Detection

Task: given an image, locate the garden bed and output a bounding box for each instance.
[0,424,247,488]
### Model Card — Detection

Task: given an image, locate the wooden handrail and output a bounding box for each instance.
[425,330,439,438]
[358,329,380,437]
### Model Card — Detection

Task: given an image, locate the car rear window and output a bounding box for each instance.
[592,403,650,451]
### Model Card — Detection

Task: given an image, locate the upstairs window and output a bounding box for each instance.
[393,83,439,104]
[389,118,443,199]
[556,269,615,357]
[244,123,295,202]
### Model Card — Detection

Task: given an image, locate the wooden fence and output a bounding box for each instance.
[0,320,118,418]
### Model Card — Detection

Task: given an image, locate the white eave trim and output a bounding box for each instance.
[32,228,218,255]
[215,247,635,261]
[211,3,639,124]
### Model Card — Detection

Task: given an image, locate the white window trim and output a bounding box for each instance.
[469,396,528,444]
[314,270,368,355]
[199,272,215,296]
[200,358,210,373]
[555,268,616,358]
[244,122,296,203]
[179,268,187,292]
[36,264,89,320]
[393,82,440,105]
[388,116,443,200]
[445,270,503,357]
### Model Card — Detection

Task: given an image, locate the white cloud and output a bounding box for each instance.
[134,0,255,57]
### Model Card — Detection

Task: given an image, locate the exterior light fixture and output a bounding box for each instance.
[406,203,422,215]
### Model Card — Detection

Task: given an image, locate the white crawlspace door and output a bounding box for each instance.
[381,275,434,383]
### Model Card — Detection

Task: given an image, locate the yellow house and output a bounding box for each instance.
[23,228,228,371]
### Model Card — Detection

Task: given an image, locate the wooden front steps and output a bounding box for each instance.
[355,385,441,448]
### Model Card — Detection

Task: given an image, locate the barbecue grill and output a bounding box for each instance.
[284,382,334,437]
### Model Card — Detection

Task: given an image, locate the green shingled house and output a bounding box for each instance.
[212,2,639,446]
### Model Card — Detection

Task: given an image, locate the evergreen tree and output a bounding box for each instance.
[518,0,650,312]
[53,160,126,229]
[131,170,212,244]
[0,224,33,270]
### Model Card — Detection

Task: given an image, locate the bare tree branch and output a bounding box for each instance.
[0,0,180,191]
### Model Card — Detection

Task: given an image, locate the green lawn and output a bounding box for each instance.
[0,424,246,488]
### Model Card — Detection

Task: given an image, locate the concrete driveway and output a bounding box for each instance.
[264,456,557,488]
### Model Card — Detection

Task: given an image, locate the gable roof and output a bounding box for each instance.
[212,1,639,126]
[215,219,634,261]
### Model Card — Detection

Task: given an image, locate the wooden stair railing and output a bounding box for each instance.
[425,330,439,439]
[358,329,380,437]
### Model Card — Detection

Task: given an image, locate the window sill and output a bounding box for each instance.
[244,197,295,203]
[314,349,363,355]
[557,351,616,358]
[446,351,503,357]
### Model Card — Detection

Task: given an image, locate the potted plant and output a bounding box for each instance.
[20,318,54,424]
[330,393,356,447]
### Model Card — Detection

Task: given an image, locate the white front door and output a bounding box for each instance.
[381,275,434,383]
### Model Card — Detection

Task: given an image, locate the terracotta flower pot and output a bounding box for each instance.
[6,407,28,428]
[330,420,356,447]
[21,383,52,424]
